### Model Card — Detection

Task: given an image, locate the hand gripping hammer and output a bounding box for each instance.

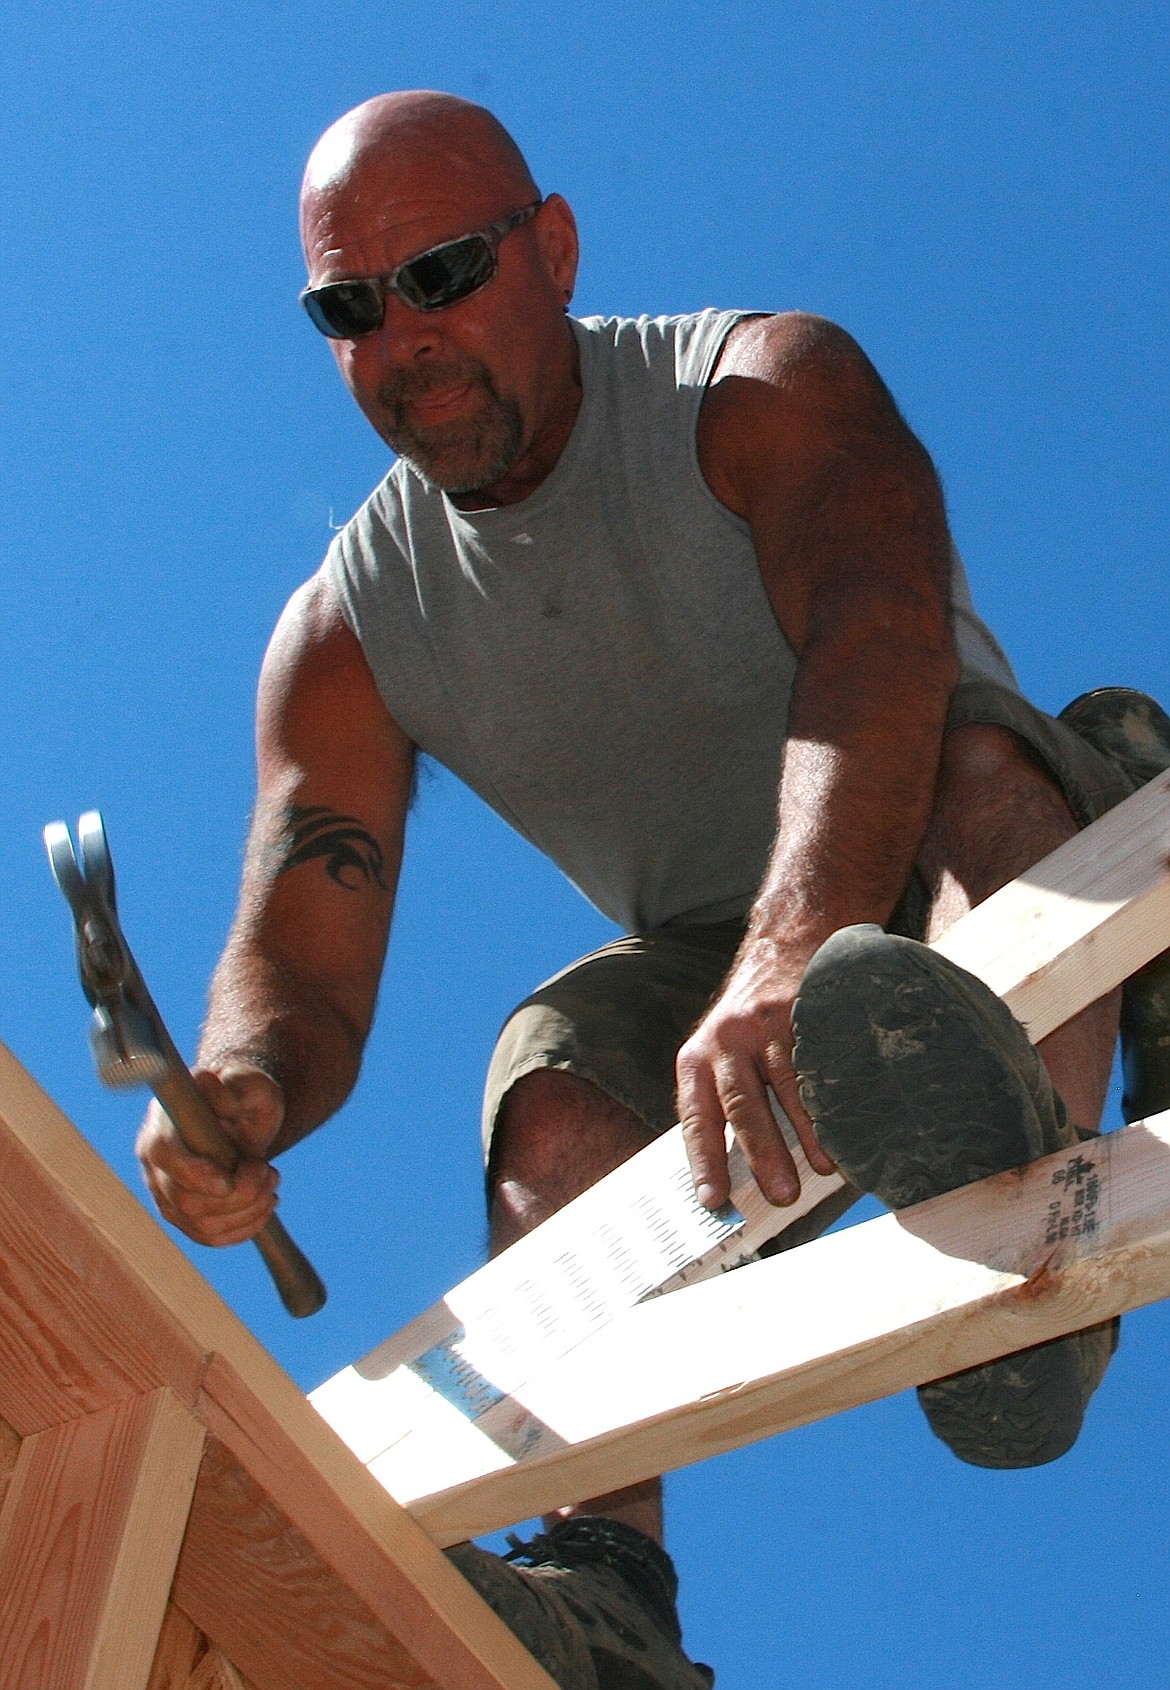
[44,811,327,1317]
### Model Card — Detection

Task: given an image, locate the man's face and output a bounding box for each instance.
[302,166,578,502]
[366,339,524,497]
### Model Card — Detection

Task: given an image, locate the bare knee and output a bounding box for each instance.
[920,725,1118,1129]
[489,1069,653,1251]
[921,723,1077,930]
[938,723,1063,805]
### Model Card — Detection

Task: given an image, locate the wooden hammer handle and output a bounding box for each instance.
[151,1064,327,1318]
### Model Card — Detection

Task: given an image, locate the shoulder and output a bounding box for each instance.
[697,312,920,515]
[707,312,898,429]
[258,570,394,748]
[267,568,350,658]
[574,308,753,383]
[251,570,413,839]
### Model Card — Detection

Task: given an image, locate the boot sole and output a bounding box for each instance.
[792,925,1099,1468]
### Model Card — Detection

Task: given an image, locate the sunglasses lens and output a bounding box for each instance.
[302,279,385,339]
[397,235,496,310]
[301,223,513,335]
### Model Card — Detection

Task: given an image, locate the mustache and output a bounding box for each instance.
[377,360,493,410]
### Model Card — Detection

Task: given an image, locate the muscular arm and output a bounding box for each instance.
[677,313,960,1207]
[137,569,416,1242]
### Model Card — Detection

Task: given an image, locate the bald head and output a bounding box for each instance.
[301,92,539,250]
[298,92,581,505]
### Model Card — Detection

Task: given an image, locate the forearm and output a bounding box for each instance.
[680,312,966,1205]
[194,784,398,1155]
[745,625,959,957]
[197,934,372,1153]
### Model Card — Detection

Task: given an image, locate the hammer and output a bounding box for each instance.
[45,811,326,1318]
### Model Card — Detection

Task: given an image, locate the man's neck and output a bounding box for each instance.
[450,319,583,511]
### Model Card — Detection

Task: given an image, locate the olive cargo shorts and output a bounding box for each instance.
[482,680,1138,1170]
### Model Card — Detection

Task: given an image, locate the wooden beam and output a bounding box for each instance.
[173,1435,437,1690]
[310,772,1170,1499]
[406,1111,1170,1542]
[145,1604,259,1690]
[0,1043,559,1690]
[931,765,1170,1040]
[0,1387,205,1690]
[0,1414,19,1515]
[146,1605,206,1690]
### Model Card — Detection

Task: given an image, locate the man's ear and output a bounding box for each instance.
[534,193,580,306]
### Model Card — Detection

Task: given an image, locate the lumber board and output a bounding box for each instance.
[931,765,1170,1040]
[146,1605,259,1690]
[0,1413,19,1515]
[408,1111,1170,1542]
[0,1042,558,1690]
[310,772,1170,1501]
[189,1656,255,1690]
[173,1436,435,1690]
[146,1606,206,1690]
[0,1123,207,1437]
[0,1387,205,1690]
[191,1349,561,1689]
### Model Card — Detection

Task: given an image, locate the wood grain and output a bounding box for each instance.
[145,1606,259,1690]
[0,1387,204,1690]
[146,1604,206,1690]
[0,1413,20,1515]
[408,1114,1170,1541]
[189,1649,257,1690]
[0,1127,207,1436]
[173,1435,439,1690]
[196,1352,557,1690]
[0,1044,559,1690]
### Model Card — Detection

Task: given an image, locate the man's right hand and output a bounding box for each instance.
[135,1063,285,1247]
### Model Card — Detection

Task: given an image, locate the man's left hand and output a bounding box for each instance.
[675,937,837,1208]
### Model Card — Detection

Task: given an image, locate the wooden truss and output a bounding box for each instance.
[311,770,1170,1542]
[0,1044,557,1690]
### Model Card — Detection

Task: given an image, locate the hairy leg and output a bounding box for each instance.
[918,722,1120,1132]
[489,1067,665,1542]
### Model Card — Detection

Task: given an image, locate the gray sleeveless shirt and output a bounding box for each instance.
[325,310,1018,932]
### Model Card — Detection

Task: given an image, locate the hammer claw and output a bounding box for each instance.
[78,810,116,909]
[44,820,87,914]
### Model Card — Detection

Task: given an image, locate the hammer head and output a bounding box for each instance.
[89,1001,170,1090]
[46,812,169,1092]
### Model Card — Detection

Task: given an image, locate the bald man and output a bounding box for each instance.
[137,91,1170,1688]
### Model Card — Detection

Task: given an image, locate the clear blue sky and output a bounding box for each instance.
[3,5,1168,1686]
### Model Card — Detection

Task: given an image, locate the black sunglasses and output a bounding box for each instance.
[301,200,543,339]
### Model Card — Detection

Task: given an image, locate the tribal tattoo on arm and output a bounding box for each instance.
[272,806,388,892]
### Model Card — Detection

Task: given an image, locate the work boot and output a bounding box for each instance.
[1059,686,1170,789]
[446,1517,715,1689]
[792,925,1115,1469]
[1059,687,1170,1122]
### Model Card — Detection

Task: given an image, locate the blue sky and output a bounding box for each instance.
[3,5,1168,1686]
